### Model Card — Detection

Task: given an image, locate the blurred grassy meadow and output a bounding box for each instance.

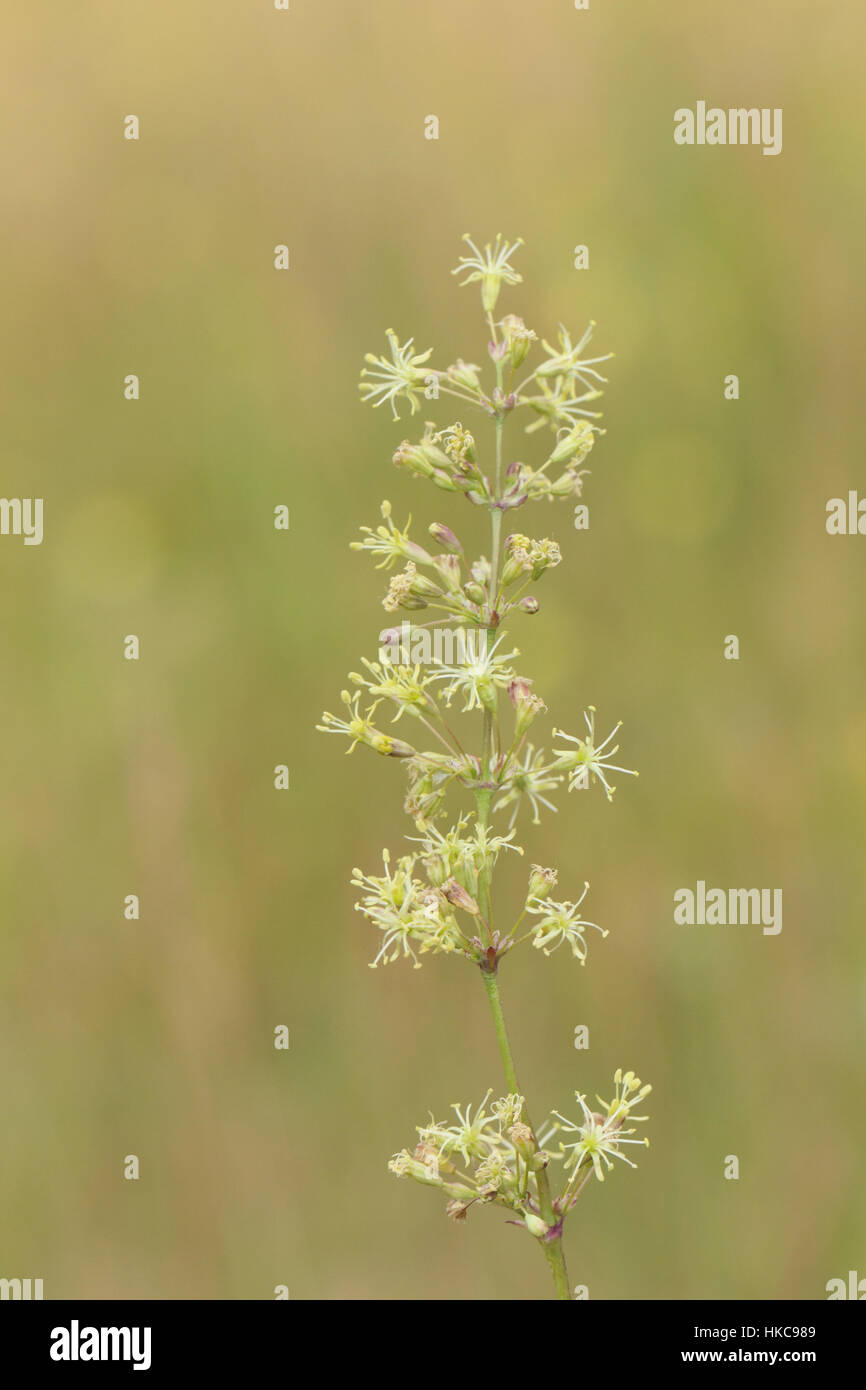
[0,0,864,1298]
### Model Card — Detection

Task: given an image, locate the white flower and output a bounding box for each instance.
[316,689,415,758]
[493,744,563,827]
[475,1149,512,1192]
[359,329,434,420]
[524,376,605,432]
[535,321,613,391]
[551,1069,651,1185]
[420,1090,502,1165]
[490,1094,525,1128]
[452,233,524,313]
[526,884,607,962]
[430,632,520,713]
[350,500,431,571]
[349,656,436,722]
[552,706,638,800]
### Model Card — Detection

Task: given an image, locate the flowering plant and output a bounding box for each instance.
[318,235,650,1299]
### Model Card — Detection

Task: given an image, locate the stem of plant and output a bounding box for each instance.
[474,399,572,1302]
[481,967,572,1300]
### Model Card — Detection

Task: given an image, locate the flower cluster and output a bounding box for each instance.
[351,850,466,969]
[390,1070,651,1234]
[388,1091,554,1232]
[318,235,649,1297]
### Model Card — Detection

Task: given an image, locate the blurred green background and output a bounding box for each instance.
[1,0,864,1299]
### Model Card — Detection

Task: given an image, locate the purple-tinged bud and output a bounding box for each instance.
[519,596,539,614]
[441,878,479,915]
[369,731,416,758]
[508,677,534,708]
[428,522,463,553]
[499,489,528,511]
[510,683,546,737]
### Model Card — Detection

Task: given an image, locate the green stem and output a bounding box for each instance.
[541,1241,572,1301]
[475,348,571,1302]
[490,420,503,601]
[480,418,504,778]
[473,785,494,934]
[481,968,520,1094]
[480,968,571,1301]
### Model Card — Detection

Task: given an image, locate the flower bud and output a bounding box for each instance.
[507,679,545,736]
[522,1213,549,1239]
[431,469,461,492]
[507,1122,536,1159]
[507,677,533,708]
[441,878,480,915]
[514,691,546,738]
[409,571,443,599]
[499,484,528,511]
[393,438,452,476]
[519,596,539,614]
[370,732,416,758]
[500,533,533,586]
[548,420,595,468]
[500,314,537,371]
[428,522,463,554]
[463,581,486,605]
[528,864,558,901]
